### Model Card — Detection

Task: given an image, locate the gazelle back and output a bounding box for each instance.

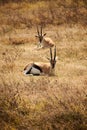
[35,26,55,48]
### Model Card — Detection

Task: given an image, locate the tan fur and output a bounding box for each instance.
[42,37,55,48]
[24,62,55,75]
[35,62,51,74]
[24,46,57,75]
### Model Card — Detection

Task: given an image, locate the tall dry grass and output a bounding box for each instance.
[0,1,87,130]
[0,24,87,129]
[0,0,87,31]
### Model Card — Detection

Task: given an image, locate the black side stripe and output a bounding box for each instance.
[26,66,32,74]
[33,63,43,72]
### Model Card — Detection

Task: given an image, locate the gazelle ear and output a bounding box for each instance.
[43,33,46,36]
[35,35,39,37]
[47,57,50,61]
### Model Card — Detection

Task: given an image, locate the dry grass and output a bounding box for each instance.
[0,1,87,130]
[0,24,87,130]
[0,0,87,30]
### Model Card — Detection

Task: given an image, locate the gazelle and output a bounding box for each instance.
[24,46,57,76]
[35,26,55,49]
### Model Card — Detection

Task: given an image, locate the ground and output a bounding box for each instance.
[0,24,87,130]
[0,1,87,130]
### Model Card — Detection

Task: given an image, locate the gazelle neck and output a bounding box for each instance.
[49,67,55,76]
[38,39,44,48]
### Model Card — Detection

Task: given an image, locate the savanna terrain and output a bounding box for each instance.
[0,0,87,130]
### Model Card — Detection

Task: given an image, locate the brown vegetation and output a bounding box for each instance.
[0,0,87,30]
[0,0,87,130]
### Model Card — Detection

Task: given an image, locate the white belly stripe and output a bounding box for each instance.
[24,67,41,75]
[30,67,41,74]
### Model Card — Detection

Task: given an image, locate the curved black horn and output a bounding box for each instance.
[54,46,56,60]
[37,26,39,36]
[50,48,52,60]
[41,25,43,36]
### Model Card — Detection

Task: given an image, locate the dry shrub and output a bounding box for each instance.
[9,37,24,45]
[0,74,87,129]
[0,46,23,74]
[0,0,87,29]
[8,35,36,45]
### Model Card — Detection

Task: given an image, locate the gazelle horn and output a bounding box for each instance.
[50,48,52,60]
[37,26,39,36]
[41,25,43,36]
[54,46,56,60]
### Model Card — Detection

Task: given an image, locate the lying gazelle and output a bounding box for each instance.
[35,26,55,49]
[24,46,57,76]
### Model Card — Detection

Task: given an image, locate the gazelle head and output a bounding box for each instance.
[35,26,46,44]
[48,46,57,69]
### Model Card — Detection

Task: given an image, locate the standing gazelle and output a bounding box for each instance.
[24,46,57,76]
[35,26,55,49]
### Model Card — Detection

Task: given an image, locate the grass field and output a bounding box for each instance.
[0,1,87,130]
